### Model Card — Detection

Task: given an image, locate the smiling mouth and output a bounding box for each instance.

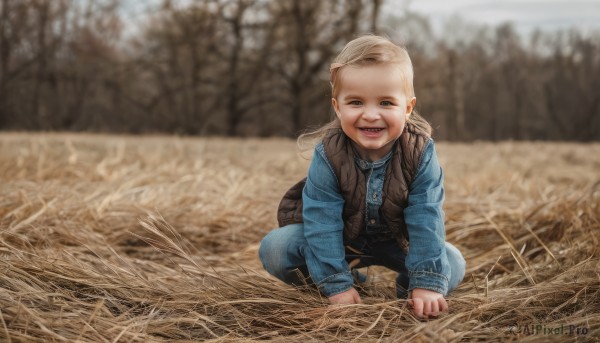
[360,128,384,132]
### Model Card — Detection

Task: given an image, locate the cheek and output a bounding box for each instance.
[339,107,361,120]
[385,112,407,126]
[386,116,408,136]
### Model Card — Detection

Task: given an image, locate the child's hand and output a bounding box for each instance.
[408,288,448,319]
[328,288,362,305]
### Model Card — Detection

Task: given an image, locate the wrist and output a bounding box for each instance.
[408,271,448,296]
[325,285,354,298]
[317,271,354,297]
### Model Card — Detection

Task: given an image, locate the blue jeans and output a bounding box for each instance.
[259,223,466,298]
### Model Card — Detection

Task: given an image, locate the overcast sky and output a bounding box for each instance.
[121,0,600,36]
[403,0,600,34]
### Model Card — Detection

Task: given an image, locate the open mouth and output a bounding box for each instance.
[360,128,384,132]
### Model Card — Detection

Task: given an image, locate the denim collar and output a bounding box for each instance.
[354,148,394,170]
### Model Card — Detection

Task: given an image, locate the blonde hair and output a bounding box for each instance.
[298,34,432,151]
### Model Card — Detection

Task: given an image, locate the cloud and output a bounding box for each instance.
[406,0,600,33]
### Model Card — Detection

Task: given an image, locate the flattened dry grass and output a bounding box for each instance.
[0,132,599,342]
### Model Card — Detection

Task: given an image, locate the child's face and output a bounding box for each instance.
[332,63,416,162]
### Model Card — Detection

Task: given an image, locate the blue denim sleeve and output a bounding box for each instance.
[404,139,451,295]
[302,143,354,297]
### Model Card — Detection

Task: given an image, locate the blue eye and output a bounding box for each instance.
[380,101,393,106]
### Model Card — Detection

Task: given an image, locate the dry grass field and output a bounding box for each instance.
[0,132,599,342]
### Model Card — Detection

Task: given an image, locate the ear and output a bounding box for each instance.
[332,98,342,119]
[406,97,417,117]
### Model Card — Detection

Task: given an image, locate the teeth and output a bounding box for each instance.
[363,128,383,132]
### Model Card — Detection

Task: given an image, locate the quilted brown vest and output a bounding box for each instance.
[277,125,429,251]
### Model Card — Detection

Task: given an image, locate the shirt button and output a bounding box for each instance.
[370,219,376,224]
[372,193,377,200]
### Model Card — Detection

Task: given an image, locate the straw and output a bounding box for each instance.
[0,133,598,342]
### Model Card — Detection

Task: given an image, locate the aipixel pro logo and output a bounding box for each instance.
[508,323,589,336]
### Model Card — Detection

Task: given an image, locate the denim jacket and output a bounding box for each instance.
[301,138,450,297]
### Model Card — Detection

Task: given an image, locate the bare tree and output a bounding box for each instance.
[266,0,368,134]
[541,30,600,140]
[1,0,598,140]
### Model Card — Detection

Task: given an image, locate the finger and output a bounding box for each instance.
[354,292,362,304]
[350,288,361,304]
[412,298,424,318]
[439,297,449,312]
[423,301,432,318]
[429,301,439,317]
[349,258,361,268]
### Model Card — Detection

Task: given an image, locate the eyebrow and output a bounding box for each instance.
[342,94,401,101]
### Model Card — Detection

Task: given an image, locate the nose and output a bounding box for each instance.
[362,105,380,121]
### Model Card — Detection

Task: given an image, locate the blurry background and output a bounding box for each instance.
[1,0,599,141]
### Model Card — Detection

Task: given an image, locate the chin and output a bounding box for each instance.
[360,143,385,151]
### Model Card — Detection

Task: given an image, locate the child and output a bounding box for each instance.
[259,35,465,319]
